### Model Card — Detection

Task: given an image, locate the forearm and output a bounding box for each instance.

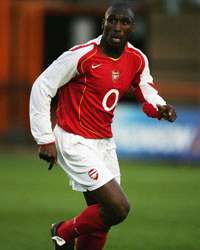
[133,83,166,119]
[142,92,166,119]
[29,78,55,144]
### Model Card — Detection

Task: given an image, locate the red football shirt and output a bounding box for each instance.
[30,36,166,144]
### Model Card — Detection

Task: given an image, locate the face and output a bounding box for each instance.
[102,7,134,50]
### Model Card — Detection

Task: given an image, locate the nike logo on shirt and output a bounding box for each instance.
[92,64,102,69]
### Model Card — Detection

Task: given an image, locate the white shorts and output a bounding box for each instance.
[54,125,120,192]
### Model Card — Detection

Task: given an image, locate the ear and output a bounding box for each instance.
[131,22,135,33]
[101,18,105,31]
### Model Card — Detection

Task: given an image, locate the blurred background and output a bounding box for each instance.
[0,1,200,250]
[0,0,200,161]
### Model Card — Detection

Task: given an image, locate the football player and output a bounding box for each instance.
[30,2,176,250]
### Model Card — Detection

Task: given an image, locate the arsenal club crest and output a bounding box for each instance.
[88,168,99,180]
[112,70,120,82]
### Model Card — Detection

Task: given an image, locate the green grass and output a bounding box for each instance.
[0,152,200,250]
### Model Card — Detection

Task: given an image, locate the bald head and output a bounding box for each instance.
[105,2,135,23]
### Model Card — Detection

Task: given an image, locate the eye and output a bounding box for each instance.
[108,17,117,25]
[122,18,131,25]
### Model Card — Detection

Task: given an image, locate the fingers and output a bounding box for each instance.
[166,106,177,122]
[48,160,55,170]
[157,104,168,114]
[157,104,177,122]
[38,143,57,170]
[168,112,177,122]
[157,104,169,120]
[39,152,56,170]
[39,152,51,161]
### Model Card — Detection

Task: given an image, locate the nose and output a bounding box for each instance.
[113,20,122,31]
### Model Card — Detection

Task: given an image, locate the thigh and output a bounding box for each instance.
[90,178,130,225]
[91,179,128,210]
[83,191,98,206]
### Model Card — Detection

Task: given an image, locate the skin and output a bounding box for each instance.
[100,6,134,58]
[157,104,177,122]
[38,5,177,226]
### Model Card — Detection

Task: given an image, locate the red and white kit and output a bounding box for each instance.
[30,36,166,191]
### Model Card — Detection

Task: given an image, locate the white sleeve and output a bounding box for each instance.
[29,48,88,144]
[134,53,166,108]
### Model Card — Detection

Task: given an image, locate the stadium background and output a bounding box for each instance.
[0,0,200,250]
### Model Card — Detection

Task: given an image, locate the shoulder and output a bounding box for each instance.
[69,36,101,55]
[126,42,146,57]
[69,36,101,74]
[126,42,150,71]
[53,36,101,74]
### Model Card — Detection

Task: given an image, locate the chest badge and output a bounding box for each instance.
[112,70,120,82]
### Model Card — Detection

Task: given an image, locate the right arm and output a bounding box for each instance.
[29,51,78,145]
[29,50,80,167]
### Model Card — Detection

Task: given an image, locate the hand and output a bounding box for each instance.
[157,104,177,122]
[38,143,57,170]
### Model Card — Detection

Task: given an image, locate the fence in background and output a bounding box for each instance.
[0,0,199,144]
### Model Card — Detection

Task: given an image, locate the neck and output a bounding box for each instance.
[99,38,125,59]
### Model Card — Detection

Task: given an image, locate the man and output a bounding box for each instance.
[29,2,176,250]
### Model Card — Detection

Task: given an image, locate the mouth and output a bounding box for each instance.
[110,34,122,44]
[112,37,121,43]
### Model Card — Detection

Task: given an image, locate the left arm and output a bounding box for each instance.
[132,53,177,122]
